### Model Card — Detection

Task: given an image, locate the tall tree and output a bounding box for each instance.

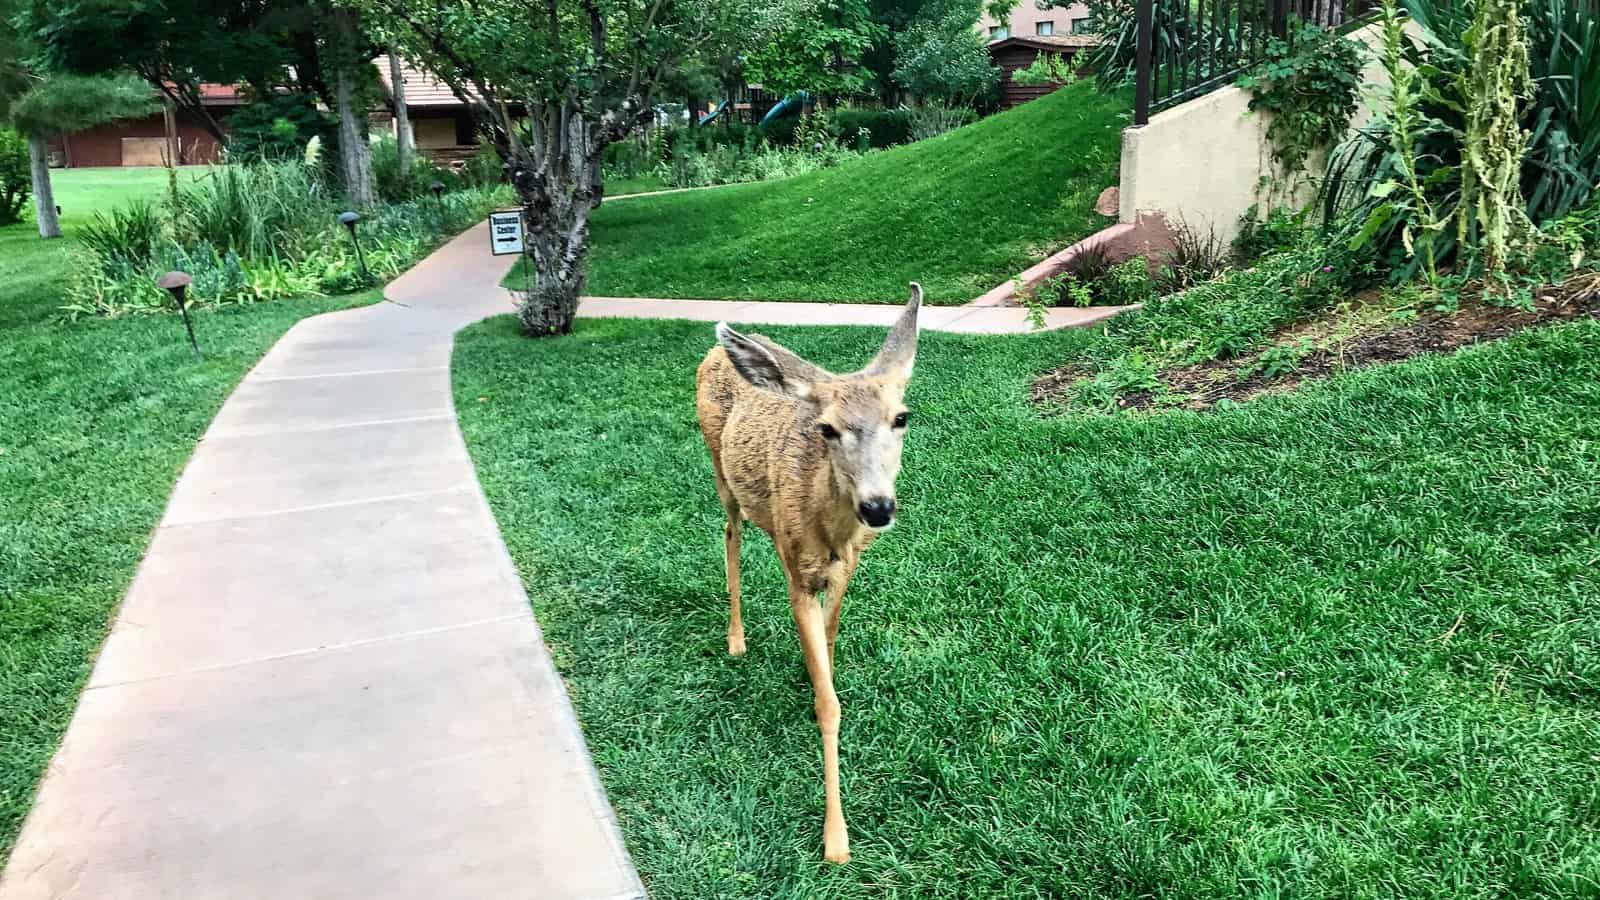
[892,0,997,106]
[8,74,158,237]
[363,0,798,335]
[746,0,885,99]
[387,50,414,173]
[325,7,375,209]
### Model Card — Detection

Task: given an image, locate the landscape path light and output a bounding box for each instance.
[338,210,370,283]
[156,270,202,360]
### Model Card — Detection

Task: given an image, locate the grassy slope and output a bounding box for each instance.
[455,315,1600,898]
[0,168,377,860]
[508,83,1126,304]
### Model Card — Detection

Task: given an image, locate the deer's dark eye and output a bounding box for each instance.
[892,412,910,429]
[818,423,840,440]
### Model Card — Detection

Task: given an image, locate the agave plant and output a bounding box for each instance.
[1321,0,1600,278]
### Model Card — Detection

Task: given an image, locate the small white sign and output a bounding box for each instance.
[489,210,524,256]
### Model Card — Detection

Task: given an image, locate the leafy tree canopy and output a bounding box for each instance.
[893,0,997,103]
[746,0,886,97]
[9,72,159,135]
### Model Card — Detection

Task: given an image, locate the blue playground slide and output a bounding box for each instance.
[697,100,729,126]
[759,92,812,126]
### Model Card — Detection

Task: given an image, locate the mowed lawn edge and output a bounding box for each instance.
[503,82,1128,305]
[453,314,1600,899]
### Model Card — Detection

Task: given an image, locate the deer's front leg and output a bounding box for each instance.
[823,553,860,668]
[790,582,849,864]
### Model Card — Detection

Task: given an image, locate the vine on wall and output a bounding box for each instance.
[1237,23,1365,186]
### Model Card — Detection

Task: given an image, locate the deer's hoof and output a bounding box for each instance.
[727,634,747,656]
[823,824,850,864]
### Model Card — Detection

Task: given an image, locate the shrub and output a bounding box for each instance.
[79,200,162,273]
[63,159,513,318]
[831,108,913,148]
[1010,53,1078,87]
[1235,22,1365,180]
[181,162,332,260]
[0,128,28,226]
[1323,0,1600,280]
[906,103,976,141]
[1097,256,1157,306]
[370,135,455,202]
[227,93,336,162]
[760,114,801,146]
[1158,218,1232,292]
[1234,205,1312,261]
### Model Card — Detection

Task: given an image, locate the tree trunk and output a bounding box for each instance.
[388,52,414,173]
[510,132,602,336]
[336,63,375,210]
[28,133,60,240]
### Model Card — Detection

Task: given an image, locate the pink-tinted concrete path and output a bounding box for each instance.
[1,217,1125,900]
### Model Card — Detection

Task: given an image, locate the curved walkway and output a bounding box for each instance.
[1,219,1122,900]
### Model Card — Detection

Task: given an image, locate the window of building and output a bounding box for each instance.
[989,25,1009,39]
[1071,17,1094,33]
[1036,20,1054,35]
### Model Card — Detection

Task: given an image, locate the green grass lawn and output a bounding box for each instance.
[0,166,379,861]
[0,167,207,329]
[454,314,1600,898]
[506,83,1127,304]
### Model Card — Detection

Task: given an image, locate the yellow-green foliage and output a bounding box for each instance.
[1459,0,1535,275]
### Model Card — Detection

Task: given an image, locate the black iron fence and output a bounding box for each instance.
[1133,0,1375,125]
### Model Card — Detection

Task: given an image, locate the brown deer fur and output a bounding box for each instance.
[694,284,922,864]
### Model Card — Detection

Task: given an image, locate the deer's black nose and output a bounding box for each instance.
[858,498,896,528]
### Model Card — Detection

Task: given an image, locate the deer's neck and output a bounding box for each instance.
[814,454,864,550]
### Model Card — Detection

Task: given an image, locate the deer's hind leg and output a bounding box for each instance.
[714,474,746,656]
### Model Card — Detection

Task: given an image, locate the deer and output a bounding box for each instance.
[694,283,922,864]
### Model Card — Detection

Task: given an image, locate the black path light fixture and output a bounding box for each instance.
[430,180,446,223]
[338,210,370,283]
[157,270,203,360]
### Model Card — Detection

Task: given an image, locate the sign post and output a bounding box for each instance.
[489,210,524,256]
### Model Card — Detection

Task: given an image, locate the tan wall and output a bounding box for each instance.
[1117,20,1403,242]
[979,1,1090,39]
[414,117,457,149]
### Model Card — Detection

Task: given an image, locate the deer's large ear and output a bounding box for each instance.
[867,282,922,381]
[715,322,826,400]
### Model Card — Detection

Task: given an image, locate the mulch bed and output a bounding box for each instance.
[1032,271,1600,412]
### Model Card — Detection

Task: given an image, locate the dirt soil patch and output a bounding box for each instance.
[1033,272,1600,412]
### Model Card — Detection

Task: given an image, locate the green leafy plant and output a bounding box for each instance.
[892,0,1001,105]
[905,103,976,140]
[1457,0,1536,279]
[1323,0,1600,280]
[1010,52,1078,87]
[1234,205,1313,260]
[1239,337,1314,379]
[1350,0,1454,287]
[78,200,162,273]
[1159,218,1233,291]
[0,127,28,225]
[1096,256,1157,306]
[1237,21,1365,182]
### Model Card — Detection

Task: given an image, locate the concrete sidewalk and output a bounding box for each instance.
[0,226,640,900]
[2,219,1125,900]
[577,295,1128,332]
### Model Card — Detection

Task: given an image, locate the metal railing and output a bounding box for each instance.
[1133,0,1374,125]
